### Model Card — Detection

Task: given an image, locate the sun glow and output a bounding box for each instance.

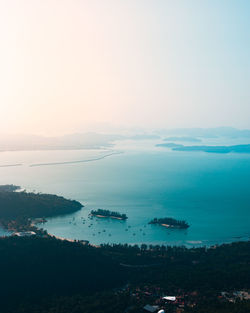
[0,0,249,135]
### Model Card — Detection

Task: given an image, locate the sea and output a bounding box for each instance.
[0,138,250,247]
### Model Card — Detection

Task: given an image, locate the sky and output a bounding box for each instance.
[0,0,250,135]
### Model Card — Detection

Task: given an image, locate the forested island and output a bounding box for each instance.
[149,217,189,229]
[91,209,128,220]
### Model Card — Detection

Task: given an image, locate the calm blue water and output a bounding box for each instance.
[0,228,10,237]
[0,142,250,247]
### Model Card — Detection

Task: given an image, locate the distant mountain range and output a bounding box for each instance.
[0,127,250,152]
[163,136,202,142]
[155,127,250,138]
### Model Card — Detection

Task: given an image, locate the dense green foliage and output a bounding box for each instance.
[149,217,189,228]
[0,185,249,312]
[0,189,83,219]
[0,237,249,313]
[0,236,126,311]
[91,208,127,219]
[186,300,250,313]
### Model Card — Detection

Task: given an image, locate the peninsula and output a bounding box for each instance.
[91,209,128,220]
[149,217,189,229]
[0,185,83,233]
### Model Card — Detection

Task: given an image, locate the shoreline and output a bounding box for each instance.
[1,222,249,249]
[161,223,187,229]
[92,214,125,220]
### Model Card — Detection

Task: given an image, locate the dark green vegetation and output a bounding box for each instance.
[91,208,128,220]
[186,301,250,313]
[0,236,126,312]
[0,237,249,313]
[156,143,250,153]
[0,185,83,220]
[0,185,249,312]
[149,217,189,229]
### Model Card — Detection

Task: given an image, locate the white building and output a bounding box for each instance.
[162,296,176,301]
[14,231,36,237]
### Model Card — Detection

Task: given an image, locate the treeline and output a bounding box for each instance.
[0,236,126,312]
[186,300,250,313]
[149,217,189,228]
[0,190,83,219]
[0,237,249,312]
[100,241,250,292]
[91,208,127,219]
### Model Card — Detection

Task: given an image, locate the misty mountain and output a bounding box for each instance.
[155,127,250,138]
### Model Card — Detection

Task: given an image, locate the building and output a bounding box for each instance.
[143,304,159,312]
[14,231,36,237]
[162,296,176,301]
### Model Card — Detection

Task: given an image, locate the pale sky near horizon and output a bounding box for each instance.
[0,0,249,135]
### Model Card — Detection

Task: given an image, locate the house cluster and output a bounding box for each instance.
[13,231,36,237]
[142,294,193,313]
[220,290,250,303]
[143,304,163,312]
[122,285,198,312]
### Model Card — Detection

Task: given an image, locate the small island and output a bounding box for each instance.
[91,209,128,220]
[149,217,189,229]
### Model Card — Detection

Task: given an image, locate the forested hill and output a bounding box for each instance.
[0,184,249,312]
[0,237,249,313]
[0,185,83,219]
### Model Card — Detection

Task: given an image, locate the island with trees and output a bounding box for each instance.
[91,209,128,220]
[149,217,189,229]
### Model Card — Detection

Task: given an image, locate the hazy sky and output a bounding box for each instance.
[0,0,249,135]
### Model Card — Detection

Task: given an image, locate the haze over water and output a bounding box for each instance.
[1,1,249,246]
[0,138,249,247]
